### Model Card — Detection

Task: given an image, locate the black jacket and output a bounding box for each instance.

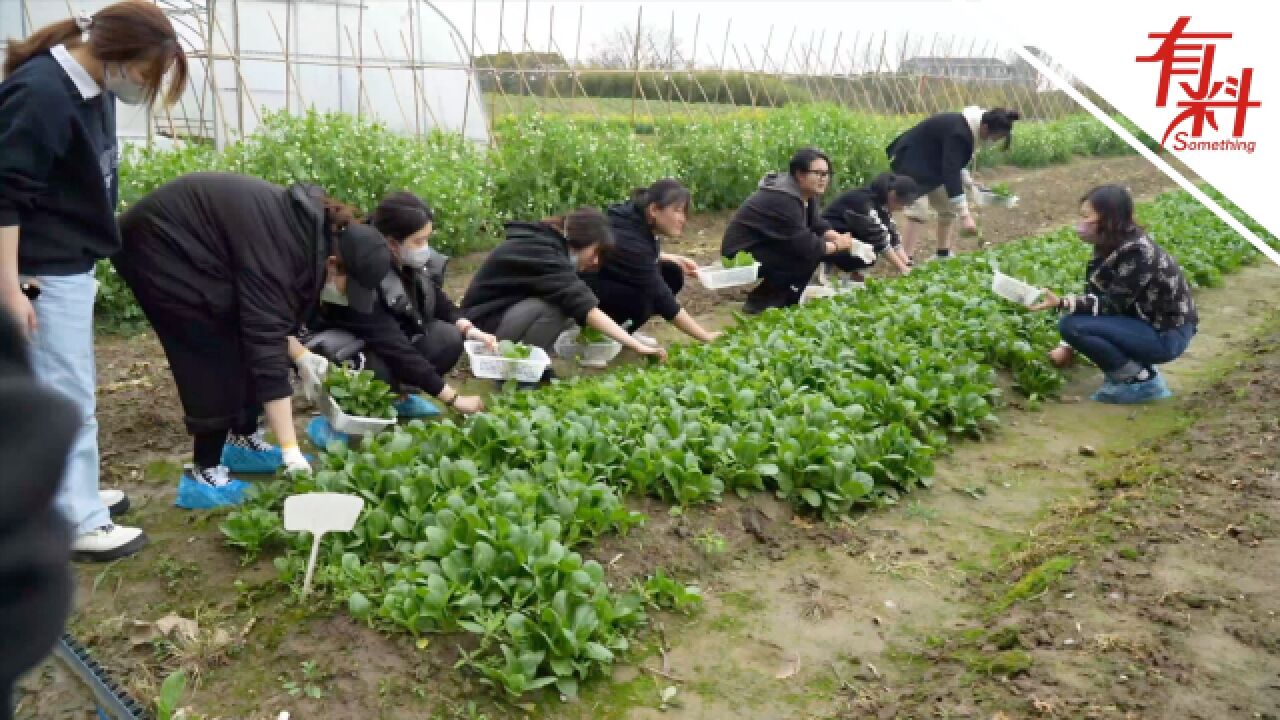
[0,313,77,703]
[461,222,599,331]
[1063,236,1199,331]
[886,112,975,199]
[317,257,461,396]
[722,172,832,280]
[821,188,900,253]
[599,201,681,321]
[0,51,119,275]
[115,173,328,404]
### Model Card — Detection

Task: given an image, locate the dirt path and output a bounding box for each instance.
[555,261,1279,720]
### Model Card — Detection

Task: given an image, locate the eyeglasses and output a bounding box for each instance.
[805,170,831,178]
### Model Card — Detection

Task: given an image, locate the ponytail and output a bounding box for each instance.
[981,107,1022,151]
[542,207,614,254]
[5,1,188,106]
[630,178,692,216]
[868,172,920,206]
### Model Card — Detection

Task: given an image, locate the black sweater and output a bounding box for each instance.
[722,172,832,279]
[318,262,461,396]
[886,112,975,200]
[115,173,327,404]
[821,188,901,252]
[461,222,599,331]
[0,313,77,699]
[0,51,119,275]
[1061,235,1199,331]
[600,201,681,321]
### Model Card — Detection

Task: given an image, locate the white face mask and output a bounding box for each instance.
[105,64,148,106]
[320,280,349,306]
[400,245,432,268]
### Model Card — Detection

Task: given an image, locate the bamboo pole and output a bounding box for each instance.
[372,30,414,132]
[461,0,477,136]
[399,29,443,131]
[630,7,642,126]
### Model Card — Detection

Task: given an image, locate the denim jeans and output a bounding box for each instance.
[30,272,109,535]
[1059,314,1196,380]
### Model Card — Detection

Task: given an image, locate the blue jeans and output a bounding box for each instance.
[30,272,109,534]
[1059,314,1196,380]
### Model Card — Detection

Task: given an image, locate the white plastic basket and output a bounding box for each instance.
[553,329,623,368]
[801,282,864,304]
[318,392,397,436]
[977,190,1019,208]
[991,268,1043,307]
[696,262,760,290]
[465,340,551,382]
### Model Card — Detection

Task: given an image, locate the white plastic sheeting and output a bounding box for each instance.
[1,0,489,147]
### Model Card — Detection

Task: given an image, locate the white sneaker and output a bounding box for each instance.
[73,524,148,562]
[632,332,659,348]
[100,489,130,516]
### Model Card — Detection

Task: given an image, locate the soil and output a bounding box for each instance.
[17,154,1278,720]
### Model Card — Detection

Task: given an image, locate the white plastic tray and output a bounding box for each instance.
[465,340,551,382]
[801,283,864,304]
[696,262,760,290]
[318,392,397,436]
[977,190,1019,208]
[553,329,623,368]
[991,268,1043,307]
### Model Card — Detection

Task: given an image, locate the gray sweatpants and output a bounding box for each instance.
[494,298,571,352]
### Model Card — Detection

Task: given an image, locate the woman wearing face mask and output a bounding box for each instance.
[721,147,868,314]
[461,208,667,366]
[0,1,187,560]
[114,173,391,509]
[820,172,920,279]
[306,192,491,423]
[887,106,1021,261]
[1028,185,1198,404]
[584,179,719,344]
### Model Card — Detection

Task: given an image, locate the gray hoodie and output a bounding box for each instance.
[721,171,833,278]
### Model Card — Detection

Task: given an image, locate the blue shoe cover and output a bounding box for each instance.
[1090,378,1123,403]
[175,473,250,510]
[393,394,440,418]
[307,416,350,451]
[221,443,284,474]
[1094,373,1173,405]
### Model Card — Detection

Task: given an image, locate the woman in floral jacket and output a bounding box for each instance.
[1030,185,1198,404]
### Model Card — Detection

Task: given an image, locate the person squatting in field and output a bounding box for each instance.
[721,147,873,314]
[583,179,720,345]
[1029,184,1198,404]
[820,172,920,280]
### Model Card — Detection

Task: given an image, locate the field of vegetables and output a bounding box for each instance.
[97,105,1152,331]
[212,188,1274,699]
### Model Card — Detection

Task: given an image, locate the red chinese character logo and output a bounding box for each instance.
[1137,17,1260,147]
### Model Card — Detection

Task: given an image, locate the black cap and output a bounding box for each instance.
[335,223,391,313]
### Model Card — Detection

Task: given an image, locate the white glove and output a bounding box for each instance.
[852,241,877,265]
[282,445,311,474]
[294,350,329,403]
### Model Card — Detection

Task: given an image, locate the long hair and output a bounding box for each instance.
[5,1,188,106]
[1082,184,1143,252]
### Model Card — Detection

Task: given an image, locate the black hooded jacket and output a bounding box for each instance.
[721,172,832,279]
[599,201,681,321]
[461,222,599,330]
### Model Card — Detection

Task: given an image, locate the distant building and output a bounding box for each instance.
[900,56,1038,86]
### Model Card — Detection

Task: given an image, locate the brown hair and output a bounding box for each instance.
[322,196,363,234]
[541,207,614,253]
[5,0,188,106]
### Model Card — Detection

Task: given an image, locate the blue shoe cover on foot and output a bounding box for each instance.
[307,416,350,450]
[1094,373,1172,405]
[221,443,284,474]
[393,394,440,418]
[175,473,249,510]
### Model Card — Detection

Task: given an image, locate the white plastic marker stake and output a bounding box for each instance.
[283,493,365,597]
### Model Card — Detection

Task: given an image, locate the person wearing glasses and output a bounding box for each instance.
[721,147,870,314]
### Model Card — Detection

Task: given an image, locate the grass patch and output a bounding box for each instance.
[990,555,1076,614]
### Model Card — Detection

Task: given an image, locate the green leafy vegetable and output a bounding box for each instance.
[323,364,398,419]
[498,340,534,359]
[723,251,757,268]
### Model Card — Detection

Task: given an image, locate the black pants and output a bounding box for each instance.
[743,260,821,315]
[363,320,464,393]
[583,260,684,331]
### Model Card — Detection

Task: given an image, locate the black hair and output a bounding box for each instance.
[370,192,434,244]
[868,172,920,206]
[631,178,692,216]
[788,147,831,178]
[981,108,1022,150]
[1081,184,1143,251]
[543,207,615,254]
